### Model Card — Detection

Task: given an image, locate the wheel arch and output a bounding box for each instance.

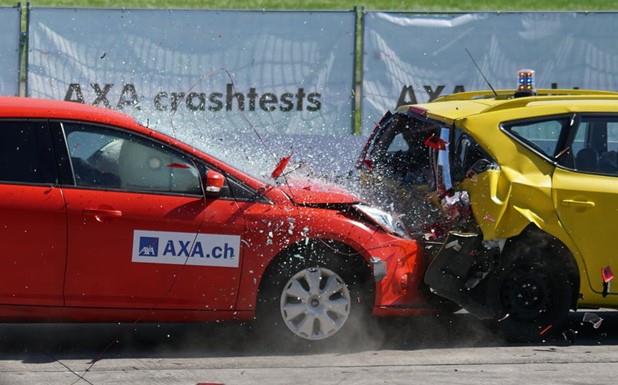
[502,225,581,309]
[257,238,373,296]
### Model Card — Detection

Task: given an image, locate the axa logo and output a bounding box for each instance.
[133,230,240,267]
[138,237,159,256]
[161,240,236,259]
[138,236,235,259]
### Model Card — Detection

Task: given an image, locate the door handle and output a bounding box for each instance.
[560,199,596,208]
[83,208,123,222]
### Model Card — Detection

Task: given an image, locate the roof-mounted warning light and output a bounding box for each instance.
[514,69,536,98]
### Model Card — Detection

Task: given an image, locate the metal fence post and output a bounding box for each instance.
[22,2,30,97]
[14,2,23,96]
[351,5,365,135]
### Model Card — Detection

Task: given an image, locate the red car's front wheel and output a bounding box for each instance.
[256,245,373,346]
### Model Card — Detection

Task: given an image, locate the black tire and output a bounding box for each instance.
[489,241,573,343]
[255,242,374,349]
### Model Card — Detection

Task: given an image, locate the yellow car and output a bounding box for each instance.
[358,82,618,341]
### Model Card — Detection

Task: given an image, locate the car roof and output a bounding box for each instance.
[0,96,144,130]
[395,89,618,125]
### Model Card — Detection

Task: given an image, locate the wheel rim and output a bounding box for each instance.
[279,266,351,341]
[500,264,552,322]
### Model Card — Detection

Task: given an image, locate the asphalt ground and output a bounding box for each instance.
[0,311,617,385]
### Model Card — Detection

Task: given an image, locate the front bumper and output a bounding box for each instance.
[369,235,435,316]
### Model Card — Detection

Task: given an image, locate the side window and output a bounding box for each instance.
[568,116,618,175]
[608,122,618,151]
[63,123,202,195]
[571,121,588,155]
[0,121,56,184]
[453,132,491,178]
[503,118,568,158]
[386,132,410,153]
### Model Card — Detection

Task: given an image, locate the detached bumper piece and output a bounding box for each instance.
[424,231,499,319]
[371,239,435,316]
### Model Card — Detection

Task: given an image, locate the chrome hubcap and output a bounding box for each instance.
[280,267,351,341]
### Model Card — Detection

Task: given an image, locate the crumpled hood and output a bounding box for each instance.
[279,179,361,206]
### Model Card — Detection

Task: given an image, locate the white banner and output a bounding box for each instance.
[28,9,357,177]
[0,7,20,96]
[363,12,618,134]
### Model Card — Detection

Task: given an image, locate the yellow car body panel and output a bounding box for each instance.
[410,90,618,308]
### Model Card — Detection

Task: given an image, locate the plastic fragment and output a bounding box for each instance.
[271,155,292,179]
[423,134,447,150]
[539,324,553,336]
[440,190,470,221]
[582,312,604,329]
[445,240,462,252]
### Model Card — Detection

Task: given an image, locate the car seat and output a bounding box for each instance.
[599,151,618,173]
[117,138,200,194]
[575,147,598,172]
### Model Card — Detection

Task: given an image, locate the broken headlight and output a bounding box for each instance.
[354,204,407,237]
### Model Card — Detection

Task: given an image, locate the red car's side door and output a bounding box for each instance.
[0,120,66,306]
[55,121,244,311]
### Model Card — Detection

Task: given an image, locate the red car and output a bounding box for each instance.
[0,97,433,343]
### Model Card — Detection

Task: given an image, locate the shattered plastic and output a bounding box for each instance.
[582,312,604,329]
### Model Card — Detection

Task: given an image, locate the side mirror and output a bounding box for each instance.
[203,169,225,197]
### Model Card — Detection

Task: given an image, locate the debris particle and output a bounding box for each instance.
[287,217,295,235]
[271,155,291,179]
[482,213,496,223]
[539,324,553,336]
[582,312,604,329]
[445,240,462,252]
[497,313,510,322]
[561,329,578,344]
[423,134,447,150]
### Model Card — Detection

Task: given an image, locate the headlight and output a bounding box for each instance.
[353,204,407,237]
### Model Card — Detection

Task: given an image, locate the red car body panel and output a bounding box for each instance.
[63,189,243,310]
[0,97,433,322]
[0,185,66,306]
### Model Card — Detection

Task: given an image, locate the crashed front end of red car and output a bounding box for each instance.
[265,182,435,317]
